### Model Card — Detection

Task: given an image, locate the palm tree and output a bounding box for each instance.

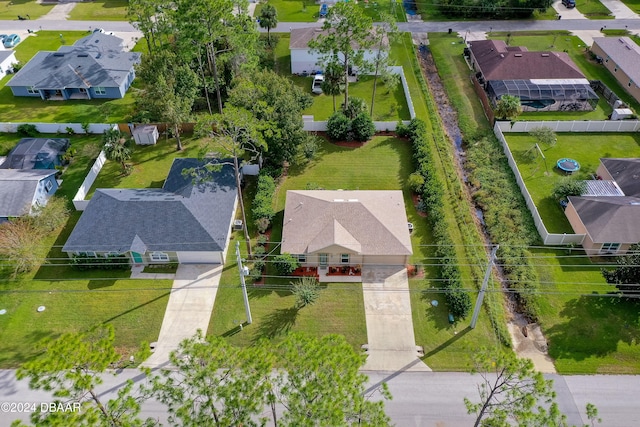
[495,95,522,120]
[103,133,132,175]
[321,60,344,112]
[258,5,278,45]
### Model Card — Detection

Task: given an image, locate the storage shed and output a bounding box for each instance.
[132,125,159,145]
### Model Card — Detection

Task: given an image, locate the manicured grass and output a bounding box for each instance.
[620,0,640,13]
[0,277,171,367]
[86,135,207,196]
[67,0,128,21]
[505,132,640,233]
[520,97,612,121]
[13,31,89,63]
[0,0,53,20]
[256,0,404,22]
[531,248,640,374]
[575,0,613,18]
[490,32,640,113]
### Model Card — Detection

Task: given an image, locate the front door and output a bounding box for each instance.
[319,253,328,267]
[131,252,143,263]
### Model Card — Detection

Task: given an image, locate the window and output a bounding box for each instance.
[27,86,38,94]
[79,88,87,93]
[297,254,307,263]
[150,252,170,262]
[319,253,328,266]
[105,251,120,257]
[44,180,53,193]
[341,254,350,264]
[600,243,620,253]
[94,87,106,95]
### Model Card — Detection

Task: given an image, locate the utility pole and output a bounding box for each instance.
[470,245,499,329]
[236,241,252,325]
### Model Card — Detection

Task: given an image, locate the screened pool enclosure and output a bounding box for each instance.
[487,79,599,112]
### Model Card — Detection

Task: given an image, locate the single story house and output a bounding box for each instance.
[565,158,640,255]
[0,138,69,170]
[468,39,598,111]
[7,32,141,100]
[0,50,17,78]
[289,27,385,75]
[62,158,238,265]
[0,169,59,221]
[281,190,413,282]
[591,37,640,105]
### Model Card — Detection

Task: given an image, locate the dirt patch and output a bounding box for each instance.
[411,193,427,217]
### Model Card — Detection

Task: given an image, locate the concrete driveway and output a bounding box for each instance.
[361,266,430,372]
[600,0,639,19]
[552,0,587,19]
[142,264,222,368]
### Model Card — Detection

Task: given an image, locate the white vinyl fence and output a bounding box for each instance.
[0,122,115,134]
[493,122,586,246]
[497,120,640,133]
[72,151,107,211]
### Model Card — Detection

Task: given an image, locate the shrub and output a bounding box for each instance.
[256,234,268,246]
[255,217,270,234]
[552,177,586,201]
[396,121,410,138]
[65,126,75,136]
[252,244,266,259]
[407,172,425,193]
[299,134,320,160]
[327,111,351,141]
[291,276,321,308]
[274,253,300,275]
[71,254,130,271]
[17,124,39,137]
[342,97,367,119]
[351,111,375,142]
[252,173,276,231]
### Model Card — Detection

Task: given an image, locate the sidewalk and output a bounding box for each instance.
[361,266,431,372]
[141,264,222,368]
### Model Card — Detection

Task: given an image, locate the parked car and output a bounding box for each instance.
[0,35,7,43]
[3,34,20,48]
[312,74,324,94]
[319,3,328,17]
[561,0,575,8]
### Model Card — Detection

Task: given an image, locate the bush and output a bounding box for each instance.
[291,276,321,308]
[256,234,268,246]
[552,177,586,201]
[327,111,351,141]
[17,124,39,137]
[252,173,276,231]
[274,253,300,275]
[396,121,410,138]
[407,172,425,193]
[252,244,266,259]
[71,254,130,271]
[351,112,375,142]
[342,97,368,119]
[255,217,270,234]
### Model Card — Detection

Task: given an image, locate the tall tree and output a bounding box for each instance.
[464,347,566,427]
[369,14,398,117]
[149,330,273,427]
[14,325,154,427]
[258,4,278,45]
[308,2,374,111]
[321,59,344,112]
[275,333,391,426]
[495,95,522,120]
[128,0,170,56]
[602,244,640,295]
[228,69,312,166]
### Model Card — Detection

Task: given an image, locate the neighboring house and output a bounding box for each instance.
[0,169,59,221]
[62,158,238,265]
[0,138,69,170]
[468,39,598,111]
[0,50,17,78]
[289,27,385,75]
[591,37,640,105]
[281,190,413,282]
[565,158,640,255]
[7,32,141,100]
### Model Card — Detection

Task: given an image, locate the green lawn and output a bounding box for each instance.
[0,0,53,19]
[520,97,612,121]
[620,0,640,13]
[256,0,404,22]
[68,0,128,21]
[13,31,89,63]
[575,0,613,18]
[531,248,640,374]
[490,32,640,113]
[505,132,640,233]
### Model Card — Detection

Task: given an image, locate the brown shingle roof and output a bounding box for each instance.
[281,190,413,256]
[469,39,586,80]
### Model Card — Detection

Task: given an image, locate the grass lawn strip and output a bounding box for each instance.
[67,0,128,21]
[504,132,640,234]
[575,0,614,18]
[255,0,404,22]
[0,0,53,19]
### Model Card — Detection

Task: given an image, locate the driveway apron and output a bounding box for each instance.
[361,266,431,372]
[142,264,222,368]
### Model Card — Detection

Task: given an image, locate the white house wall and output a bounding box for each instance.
[0,52,17,78]
[177,251,222,264]
[290,48,381,75]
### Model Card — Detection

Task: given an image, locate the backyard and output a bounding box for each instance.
[429,31,640,374]
[505,132,640,233]
[0,31,136,123]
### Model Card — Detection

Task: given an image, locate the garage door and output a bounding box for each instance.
[177,251,221,264]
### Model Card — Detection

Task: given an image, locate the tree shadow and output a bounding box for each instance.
[88,280,116,290]
[100,291,171,325]
[546,294,640,362]
[423,326,471,358]
[0,329,61,368]
[252,307,300,343]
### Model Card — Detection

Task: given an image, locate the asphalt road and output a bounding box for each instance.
[1,369,639,426]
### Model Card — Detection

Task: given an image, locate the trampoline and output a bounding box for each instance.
[557,158,580,174]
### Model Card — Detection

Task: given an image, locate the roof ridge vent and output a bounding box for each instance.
[541,53,550,57]
[514,53,522,57]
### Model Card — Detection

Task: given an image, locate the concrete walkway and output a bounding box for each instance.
[361,266,431,372]
[141,264,222,368]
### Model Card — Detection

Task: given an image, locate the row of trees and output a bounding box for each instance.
[13,326,391,427]
[437,0,553,19]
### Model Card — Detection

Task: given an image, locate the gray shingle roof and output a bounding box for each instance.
[0,138,69,170]
[568,196,640,243]
[592,37,640,88]
[600,158,640,197]
[7,33,140,89]
[62,158,237,253]
[0,169,56,217]
[281,190,412,256]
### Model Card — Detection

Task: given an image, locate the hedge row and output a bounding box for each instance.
[401,118,472,319]
[71,254,130,271]
[251,173,276,232]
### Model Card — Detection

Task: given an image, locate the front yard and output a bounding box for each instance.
[67,0,129,21]
[505,132,640,233]
[0,0,53,19]
[255,0,405,22]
